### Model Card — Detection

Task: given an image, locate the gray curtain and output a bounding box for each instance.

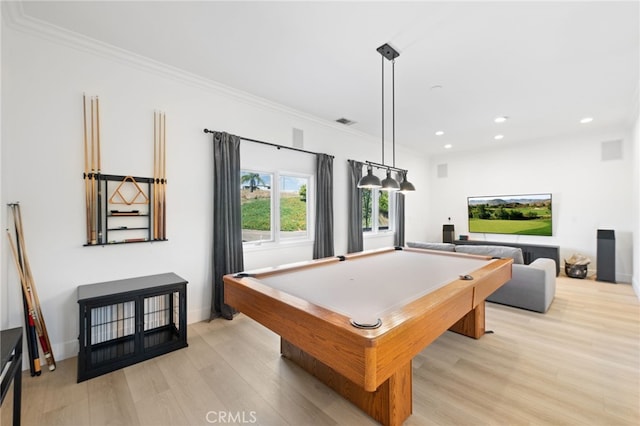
[394,171,406,247]
[313,154,334,259]
[211,131,244,320]
[347,160,364,253]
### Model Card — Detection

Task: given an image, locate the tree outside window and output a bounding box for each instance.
[240,171,272,242]
[362,189,392,233]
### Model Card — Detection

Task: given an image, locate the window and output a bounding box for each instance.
[362,189,393,233]
[279,175,309,240]
[240,171,272,242]
[241,170,311,244]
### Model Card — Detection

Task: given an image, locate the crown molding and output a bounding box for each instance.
[1,1,378,143]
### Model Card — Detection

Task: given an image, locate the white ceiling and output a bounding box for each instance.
[16,1,640,155]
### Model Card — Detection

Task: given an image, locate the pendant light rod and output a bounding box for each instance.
[377,43,400,166]
[392,58,396,168]
[364,160,407,174]
[376,43,400,170]
[381,54,385,165]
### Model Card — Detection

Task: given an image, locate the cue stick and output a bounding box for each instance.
[95,96,102,244]
[11,204,56,370]
[13,213,41,376]
[161,112,167,240]
[152,112,156,239]
[153,111,159,240]
[96,96,101,173]
[89,97,97,244]
[27,309,42,375]
[83,94,91,244]
[156,112,164,240]
[5,228,55,371]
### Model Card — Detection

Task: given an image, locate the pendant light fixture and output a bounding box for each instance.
[359,164,382,188]
[357,43,415,192]
[381,169,400,191]
[399,171,416,193]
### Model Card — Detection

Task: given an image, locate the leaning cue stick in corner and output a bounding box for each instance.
[22,290,41,376]
[12,205,56,370]
[6,227,56,371]
[26,307,42,375]
[12,208,41,376]
[6,231,54,370]
[12,204,56,370]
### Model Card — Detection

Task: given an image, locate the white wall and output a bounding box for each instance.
[426,130,635,284]
[0,16,430,361]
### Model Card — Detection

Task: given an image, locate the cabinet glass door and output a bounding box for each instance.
[87,301,137,367]
[143,292,182,350]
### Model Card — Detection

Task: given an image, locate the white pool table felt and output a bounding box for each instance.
[258,250,490,327]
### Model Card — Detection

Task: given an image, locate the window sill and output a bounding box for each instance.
[364,230,395,239]
[243,239,314,252]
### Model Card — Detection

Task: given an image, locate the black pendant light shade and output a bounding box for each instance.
[357,165,382,188]
[399,171,416,193]
[380,169,400,191]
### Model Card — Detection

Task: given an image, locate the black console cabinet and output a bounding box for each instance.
[454,240,560,276]
[77,273,188,382]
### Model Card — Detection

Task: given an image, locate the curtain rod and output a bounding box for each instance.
[203,129,333,159]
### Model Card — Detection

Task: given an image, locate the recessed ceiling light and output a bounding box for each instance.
[494,134,504,140]
[580,117,593,124]
[494,116,508,123]
[444,144,452,149]
[435,130,444,136]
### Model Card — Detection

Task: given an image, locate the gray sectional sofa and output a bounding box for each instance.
[407,241,556,313]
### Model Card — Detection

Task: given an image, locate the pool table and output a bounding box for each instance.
[224,247,512,425]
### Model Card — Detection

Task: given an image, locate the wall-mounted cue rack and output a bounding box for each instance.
[82,94,167,246]
[97,174,160,245]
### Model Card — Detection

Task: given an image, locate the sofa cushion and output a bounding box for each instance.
[454,245,524,264]
[407,242,456,252]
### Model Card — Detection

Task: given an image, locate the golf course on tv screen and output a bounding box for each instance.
[467,194,552,236]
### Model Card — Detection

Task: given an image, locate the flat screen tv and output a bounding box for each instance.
[467,193,552,236]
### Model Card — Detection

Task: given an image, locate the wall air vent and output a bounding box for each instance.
[336,117,356,126]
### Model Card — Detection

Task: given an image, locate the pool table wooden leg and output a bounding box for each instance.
[448,300,485,339]
[281,338,412,426]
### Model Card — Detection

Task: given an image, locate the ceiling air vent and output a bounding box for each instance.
[336,117,356,126]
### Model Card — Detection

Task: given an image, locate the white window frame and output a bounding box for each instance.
[362,188,395,234]
[241,169,314,248]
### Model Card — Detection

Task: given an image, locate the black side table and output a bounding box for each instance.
[1,327,23,426]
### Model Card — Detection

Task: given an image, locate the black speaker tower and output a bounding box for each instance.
[597,229,616,283]
[443,224,455,243]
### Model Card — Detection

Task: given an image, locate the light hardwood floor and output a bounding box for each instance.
[2,276,639,426]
